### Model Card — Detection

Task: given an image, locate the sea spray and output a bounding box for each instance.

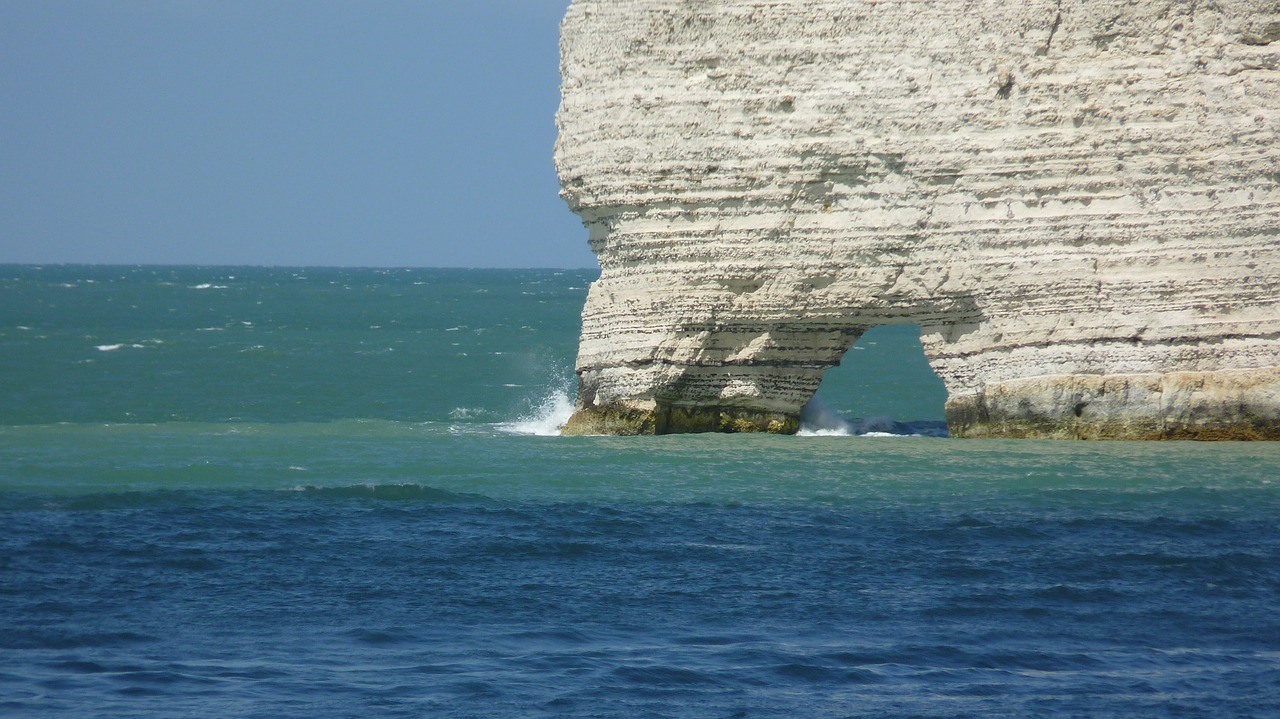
[798,396,944,437]
[499,387,576,436]
[797,396,853,436]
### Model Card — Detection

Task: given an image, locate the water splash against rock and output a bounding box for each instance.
[500,389,576,436]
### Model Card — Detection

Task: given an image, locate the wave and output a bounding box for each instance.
[95,339,164,352]
[797,396,947,437]
[449,407,489,420]
[497,389,575,436]
[494,392,944,438]
[798,397,854,436]
[279,482,490,503]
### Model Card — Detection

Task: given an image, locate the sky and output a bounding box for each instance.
[0,1,595,269]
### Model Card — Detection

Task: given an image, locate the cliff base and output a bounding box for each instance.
[948,368,1280,440]
[561,402,799,436]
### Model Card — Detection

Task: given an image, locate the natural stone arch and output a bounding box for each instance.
[562,272,984,435]
[557,0,1280,439]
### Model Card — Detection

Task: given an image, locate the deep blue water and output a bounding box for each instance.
[1,266,1277,718]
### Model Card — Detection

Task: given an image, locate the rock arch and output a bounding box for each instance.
[556,0,1280,439]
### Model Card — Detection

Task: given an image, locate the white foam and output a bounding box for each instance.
[95,343,145,352]
[793,424,855,437]
[797,399,918,437]
[797,396,853,436]
[797,427,853,437]
[499,390,575,436]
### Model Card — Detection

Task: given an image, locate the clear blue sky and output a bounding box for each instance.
[0,1,595,268]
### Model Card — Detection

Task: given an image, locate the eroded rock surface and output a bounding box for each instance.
[555,0,1280,438]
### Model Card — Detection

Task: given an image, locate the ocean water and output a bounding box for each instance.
[2,265,1278,718]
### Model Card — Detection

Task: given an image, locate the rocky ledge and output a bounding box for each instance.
[554,0,1280,438]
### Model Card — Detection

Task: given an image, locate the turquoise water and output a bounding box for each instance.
[2,266,1278,718]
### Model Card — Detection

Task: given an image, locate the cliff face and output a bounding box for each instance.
[554,0,1280,438]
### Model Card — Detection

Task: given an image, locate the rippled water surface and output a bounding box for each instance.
[2,266,1277,718]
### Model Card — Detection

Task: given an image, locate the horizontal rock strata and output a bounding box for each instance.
[555,0,1280,438]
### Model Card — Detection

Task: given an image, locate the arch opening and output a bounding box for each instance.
[799,324,949,437]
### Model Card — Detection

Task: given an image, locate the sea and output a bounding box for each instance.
[2,264,1277,718]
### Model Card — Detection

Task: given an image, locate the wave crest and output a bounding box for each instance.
[498,390,575,436]
[798,397,854,436]
[798,397,946,437]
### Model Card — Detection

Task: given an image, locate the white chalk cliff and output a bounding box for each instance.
[555,0,1280,438]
